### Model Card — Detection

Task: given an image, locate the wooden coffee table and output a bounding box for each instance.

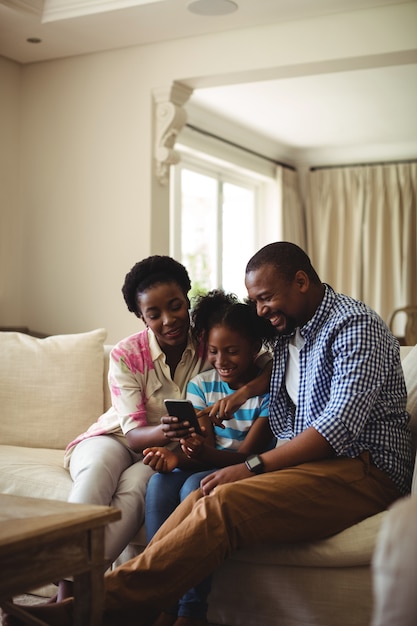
[0,494,121,625]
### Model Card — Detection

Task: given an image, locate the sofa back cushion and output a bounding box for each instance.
[0,328,107,449]
[401,344,417,493]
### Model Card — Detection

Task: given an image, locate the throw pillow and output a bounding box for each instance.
[0,328,107,449]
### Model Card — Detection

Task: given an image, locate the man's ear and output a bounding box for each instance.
[294,270,309,293]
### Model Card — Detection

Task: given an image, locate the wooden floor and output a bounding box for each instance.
[0,594,46,624]
[1,592,226,626]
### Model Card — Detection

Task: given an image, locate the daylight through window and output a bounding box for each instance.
[171,150,276,302]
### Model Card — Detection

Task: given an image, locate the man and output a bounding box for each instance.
[8,242,412,626]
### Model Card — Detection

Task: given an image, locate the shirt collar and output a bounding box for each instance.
[147,327,196,361]
[298,283,335,341]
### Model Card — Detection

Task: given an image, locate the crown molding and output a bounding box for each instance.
[0,0,44,15]
[42,0,163,22]
[153,82,194,186]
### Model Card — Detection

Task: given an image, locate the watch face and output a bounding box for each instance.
[246,455,264,473]
[247,457,261,470]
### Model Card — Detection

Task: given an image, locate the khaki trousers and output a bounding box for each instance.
[104,453,400,624]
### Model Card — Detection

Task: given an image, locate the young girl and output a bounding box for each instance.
[143,289,275,626]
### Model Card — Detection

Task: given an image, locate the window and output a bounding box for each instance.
[171,149,277,302]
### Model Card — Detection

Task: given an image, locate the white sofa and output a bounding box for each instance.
[0,329,416,626]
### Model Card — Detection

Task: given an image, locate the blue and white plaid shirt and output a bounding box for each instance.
[269,284,412,495]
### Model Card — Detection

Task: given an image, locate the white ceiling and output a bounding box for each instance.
[1,0,416,166]
[189,63,417,166]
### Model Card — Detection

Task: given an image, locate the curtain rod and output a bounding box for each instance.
[185,123,295,171]
[310,158,417,171]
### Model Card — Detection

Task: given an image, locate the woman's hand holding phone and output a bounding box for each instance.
[163,399,203,438]
[160,414,198,441]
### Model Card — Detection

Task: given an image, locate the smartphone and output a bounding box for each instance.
[164,399,203,436]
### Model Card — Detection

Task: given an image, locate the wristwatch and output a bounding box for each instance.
[245,454,265,474]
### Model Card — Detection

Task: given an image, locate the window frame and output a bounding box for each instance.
[170,146,276,298]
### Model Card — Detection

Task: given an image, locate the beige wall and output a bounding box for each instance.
[0,57,22,326]
[1,2,416,343]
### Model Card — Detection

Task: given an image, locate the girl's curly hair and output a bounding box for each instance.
[191,289,276,347]
[122,255,191,318]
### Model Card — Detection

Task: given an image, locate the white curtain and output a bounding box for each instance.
[277,165,306,250]
[305,162,417,328]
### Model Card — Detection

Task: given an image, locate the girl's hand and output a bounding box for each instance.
[143,447,179,473]
[160,414,198,441]
[197,387,250,428]
[180,432,206,459]
[200,463,251,495]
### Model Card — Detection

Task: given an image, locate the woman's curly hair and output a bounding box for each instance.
[122,255,191,318]
[191,289,276,348]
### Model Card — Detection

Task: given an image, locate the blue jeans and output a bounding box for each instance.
[145,468,215,619]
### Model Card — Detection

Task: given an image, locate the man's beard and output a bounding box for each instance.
[276,315,297,336]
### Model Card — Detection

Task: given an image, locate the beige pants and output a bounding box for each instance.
[104,453,400,623]
[371,494,417,626]
[69,435,153,562]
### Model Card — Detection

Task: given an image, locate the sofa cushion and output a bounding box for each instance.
[401,343,417,492]
[220,512,386,568]
[0,445,72,501]
[0,328,107,449]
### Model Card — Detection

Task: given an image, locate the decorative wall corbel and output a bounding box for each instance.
[153,83,193,185]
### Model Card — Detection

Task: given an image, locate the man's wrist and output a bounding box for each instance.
[237,384,250,403]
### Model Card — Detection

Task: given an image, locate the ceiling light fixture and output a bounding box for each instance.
[187,0,238,16]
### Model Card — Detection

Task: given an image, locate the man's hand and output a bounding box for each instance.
[200,463,251,495]
[143,447,179,473]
